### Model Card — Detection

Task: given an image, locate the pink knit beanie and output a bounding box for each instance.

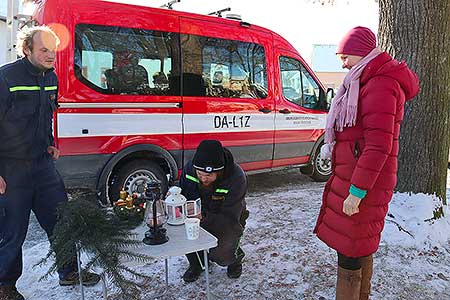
[336,26,376,57]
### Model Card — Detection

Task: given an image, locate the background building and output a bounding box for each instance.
[311,44,347,90]
[1,0,30,66]
[0,1,7,65]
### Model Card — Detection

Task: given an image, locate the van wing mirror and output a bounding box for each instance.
[318,87,335,111]
[326,87,335,111]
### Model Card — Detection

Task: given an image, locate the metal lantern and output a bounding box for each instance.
[165,186,187,225]
[186,198,201,219]
[142,181,169,245]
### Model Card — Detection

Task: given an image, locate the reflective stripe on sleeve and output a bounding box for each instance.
[9,86,40,92]
[186,174,200,183]
[9,85,58,92]
[44,86,58,91]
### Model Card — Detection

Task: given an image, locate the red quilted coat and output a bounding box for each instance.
[314,52,420,258]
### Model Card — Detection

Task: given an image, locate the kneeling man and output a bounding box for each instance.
[179,140,248,282]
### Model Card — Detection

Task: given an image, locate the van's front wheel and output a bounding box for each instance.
[109,160,168,204]
[300,143,331,182]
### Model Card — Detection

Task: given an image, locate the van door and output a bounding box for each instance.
[180,17,275,171]
[273,49,327,168]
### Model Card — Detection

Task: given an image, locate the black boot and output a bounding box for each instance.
[59,270,101,286]
[0,285,25,300]
[183,252,204,283]
[182,265,204,283]
[227,261,242,279]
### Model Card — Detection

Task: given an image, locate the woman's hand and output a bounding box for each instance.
[343,194,362,216]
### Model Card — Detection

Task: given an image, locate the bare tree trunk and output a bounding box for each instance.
[378,0,450,214]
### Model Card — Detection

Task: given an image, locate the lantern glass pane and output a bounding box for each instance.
[186,199,201,217]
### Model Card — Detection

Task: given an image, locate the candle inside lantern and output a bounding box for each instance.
[142,180,169,245]
[147,213,165,227]
[143,199,166,228]
[165,187,187,225]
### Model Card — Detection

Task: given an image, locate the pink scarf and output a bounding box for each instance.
[321,48,382,159]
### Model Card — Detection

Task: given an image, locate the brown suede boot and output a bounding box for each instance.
[336,266,362,300]
[359,255,373,300]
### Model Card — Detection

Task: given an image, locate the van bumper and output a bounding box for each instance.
[55,154,113,189]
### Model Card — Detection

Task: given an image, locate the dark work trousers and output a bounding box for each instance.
[186,210,248,268]
[0,153,74,286]
[186,234,245,268]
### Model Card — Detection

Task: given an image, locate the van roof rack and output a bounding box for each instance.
[225,14,242,21]
[160,0,181,10]
[207,7,231,18]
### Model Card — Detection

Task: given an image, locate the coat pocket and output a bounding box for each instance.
[353,141,361,159]
[47,91,58,112]
[10,93,38,118]
[209,194,225,213]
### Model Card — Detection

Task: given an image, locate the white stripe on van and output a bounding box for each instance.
[183,113,275,133]
[57,113,326,138]
[59,102,180,109]
[57,113,182,137]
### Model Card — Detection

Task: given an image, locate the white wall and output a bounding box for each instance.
[1,0,28,66]
[0,0,6,16]
[0,0,7,65]
[0,20,8,66]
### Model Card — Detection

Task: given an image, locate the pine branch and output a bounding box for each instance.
[35,199,156,298]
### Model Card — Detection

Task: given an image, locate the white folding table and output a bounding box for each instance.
[77,224,218,300]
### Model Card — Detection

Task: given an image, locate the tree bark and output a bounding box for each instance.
[378,0,450,210]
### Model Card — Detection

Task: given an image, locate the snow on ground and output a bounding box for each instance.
[18,169,450,299]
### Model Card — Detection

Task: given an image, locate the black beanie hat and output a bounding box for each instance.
[193,140,225,173]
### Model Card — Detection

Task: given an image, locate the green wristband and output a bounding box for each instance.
[349,184,367,199]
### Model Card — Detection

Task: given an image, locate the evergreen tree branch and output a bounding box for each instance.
[35,199,156,299]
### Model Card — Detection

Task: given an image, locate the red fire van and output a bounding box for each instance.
[32,0,333,203]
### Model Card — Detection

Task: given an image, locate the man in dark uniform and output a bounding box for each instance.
[179,140,249,282]
[0,26,99,300]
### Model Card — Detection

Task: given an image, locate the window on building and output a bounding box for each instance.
[74,24,180,96]
[181,34,268,98]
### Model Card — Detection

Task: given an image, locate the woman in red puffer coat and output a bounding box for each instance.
[313,26,419,300]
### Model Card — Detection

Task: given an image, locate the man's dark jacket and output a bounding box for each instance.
[0,58,58,160]
[179,148,247,239]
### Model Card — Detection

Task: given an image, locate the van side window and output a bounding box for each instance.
[74,24,180,96]
[280,56,321,110]
[181,34,268,98]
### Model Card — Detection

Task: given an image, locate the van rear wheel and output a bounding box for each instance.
[109,160,168,204]
[300,142,331,182]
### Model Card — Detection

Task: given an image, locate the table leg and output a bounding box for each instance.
[204,250,210,300]
[76,242,85,300]
[165,258,169,286]
[101,274,108,300]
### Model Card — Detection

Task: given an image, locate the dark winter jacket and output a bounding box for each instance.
[179,148,248,239]
[0,58,58,160]
[314,52,420,257]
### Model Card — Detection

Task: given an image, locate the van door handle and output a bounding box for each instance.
[258,108,272,113]
[278,108,291,114]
